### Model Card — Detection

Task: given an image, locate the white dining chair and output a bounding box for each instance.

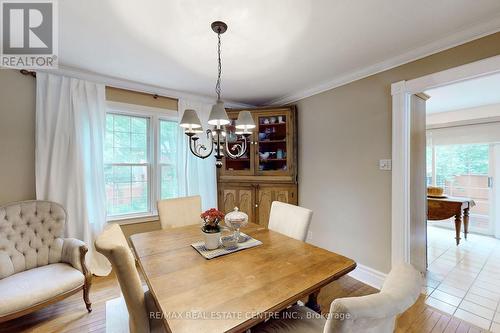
[95,224,165,333]
[252,263,422,333]
[157,195,202,229]
[268,201,313,241]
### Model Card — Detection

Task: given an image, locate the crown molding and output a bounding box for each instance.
[36,65,254,109]
[265,16,500,106]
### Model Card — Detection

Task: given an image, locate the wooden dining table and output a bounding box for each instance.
[130,223,356,333]
[427,196,475,246]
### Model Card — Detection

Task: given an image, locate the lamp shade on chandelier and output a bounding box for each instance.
[179,109,202,132]
[179,21,255,168]
[235,111,256,133]
[208,100,230,126]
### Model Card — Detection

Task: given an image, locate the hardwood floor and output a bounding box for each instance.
[0,273,489,333]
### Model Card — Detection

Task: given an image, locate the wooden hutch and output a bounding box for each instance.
[217,106,298,227]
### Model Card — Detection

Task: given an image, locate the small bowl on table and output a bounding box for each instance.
[220,234,238,250]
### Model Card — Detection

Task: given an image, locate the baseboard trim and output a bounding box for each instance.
[348,263,387,290]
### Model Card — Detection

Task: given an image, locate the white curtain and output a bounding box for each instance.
[36,72,111,276]
[177,99,217,210]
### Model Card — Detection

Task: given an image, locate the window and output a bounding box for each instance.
[426,146,433,186]
[159,120,178,199]
[104,106,178,220]
[426,143,492,233]
[434,144,489,187]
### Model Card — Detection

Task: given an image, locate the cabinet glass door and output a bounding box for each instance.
[221,117,254,175]
[256,112,290,175]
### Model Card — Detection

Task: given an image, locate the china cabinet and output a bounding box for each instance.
[217,106,298,226]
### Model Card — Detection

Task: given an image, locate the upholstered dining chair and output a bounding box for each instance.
[268,201,313,241]
[157,195,202,229]
[253,263,422,333]
[95,224,164,333]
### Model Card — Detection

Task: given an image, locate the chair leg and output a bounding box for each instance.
[83,282,92,312]
[80,245,93,312]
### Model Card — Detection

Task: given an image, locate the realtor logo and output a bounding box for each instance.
[1,0,58,68]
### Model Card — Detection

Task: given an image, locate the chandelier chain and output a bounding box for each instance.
[216,32,222,100]
[182,22,250,168]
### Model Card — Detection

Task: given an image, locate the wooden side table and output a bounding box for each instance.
[427,197,475,245]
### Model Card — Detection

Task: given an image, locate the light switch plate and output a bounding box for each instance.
[379,159,392,171]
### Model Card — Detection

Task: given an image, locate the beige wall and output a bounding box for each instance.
[0,70,36,205]
[297,32,500,273]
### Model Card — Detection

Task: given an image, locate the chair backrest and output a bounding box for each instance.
[95,224,149,333]
[0,200,66,279]
[324,264,422,333]
[157,195,202,229]
[268,201,313,241]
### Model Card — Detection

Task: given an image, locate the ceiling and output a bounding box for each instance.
[60,0,500,105]
[426,72,500,113]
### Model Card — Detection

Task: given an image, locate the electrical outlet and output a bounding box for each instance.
[379,159,392,171]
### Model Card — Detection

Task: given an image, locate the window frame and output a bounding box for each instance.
[106,101,178,223]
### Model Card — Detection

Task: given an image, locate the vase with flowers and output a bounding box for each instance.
[200,208,225,250]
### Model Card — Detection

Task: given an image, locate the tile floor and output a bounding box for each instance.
[425,225,500,331]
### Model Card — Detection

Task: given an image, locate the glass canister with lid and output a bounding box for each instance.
[224,207,249,243]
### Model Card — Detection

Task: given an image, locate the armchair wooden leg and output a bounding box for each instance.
[80,245,93,312]
[83,282,92,312]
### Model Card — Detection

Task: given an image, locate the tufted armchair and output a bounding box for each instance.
[0,200,92,322]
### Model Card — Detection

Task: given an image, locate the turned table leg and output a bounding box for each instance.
[454,213,462,246]
[305,290,321,314]
[463,208,470,241]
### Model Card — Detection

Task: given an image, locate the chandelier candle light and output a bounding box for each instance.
[179,21,256,168]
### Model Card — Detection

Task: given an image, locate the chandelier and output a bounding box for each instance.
[179,21,255,168]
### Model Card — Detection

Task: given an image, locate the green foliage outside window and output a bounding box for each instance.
[427,144,489,186]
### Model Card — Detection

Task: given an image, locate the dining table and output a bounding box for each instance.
[427,196,475,245]
[130,222,357,333]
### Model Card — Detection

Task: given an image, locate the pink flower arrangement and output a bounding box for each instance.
[200,208,225,233]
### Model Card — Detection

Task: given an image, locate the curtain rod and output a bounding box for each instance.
[20,69,36,77]
[19,69,161,99]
